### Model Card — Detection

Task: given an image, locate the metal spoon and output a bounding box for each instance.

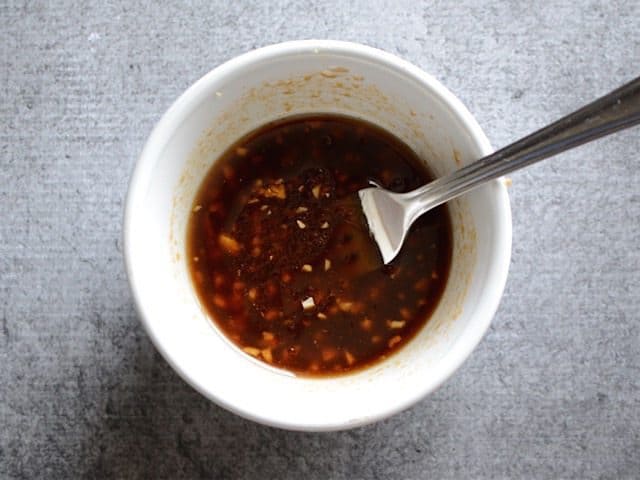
[359,76,640,264]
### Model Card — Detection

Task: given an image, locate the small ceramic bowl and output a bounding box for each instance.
[124,40,511,431]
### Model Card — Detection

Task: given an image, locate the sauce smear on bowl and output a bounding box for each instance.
[187,114,452,376]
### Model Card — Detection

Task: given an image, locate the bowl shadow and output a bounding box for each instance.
[82,299,445,479]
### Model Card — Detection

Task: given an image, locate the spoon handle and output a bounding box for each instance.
[402,75,640,217]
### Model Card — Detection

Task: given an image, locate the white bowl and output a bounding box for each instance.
[124,40,511,431]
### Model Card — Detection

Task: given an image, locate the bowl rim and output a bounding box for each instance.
[123,39,512,431]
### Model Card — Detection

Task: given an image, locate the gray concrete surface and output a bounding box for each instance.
[1,1,639,478]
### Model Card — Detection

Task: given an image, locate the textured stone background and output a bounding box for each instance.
[1,1,639,478]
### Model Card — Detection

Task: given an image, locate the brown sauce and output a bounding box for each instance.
[187,114,452,376]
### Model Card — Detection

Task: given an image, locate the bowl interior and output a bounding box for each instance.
[125,41,511,431]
